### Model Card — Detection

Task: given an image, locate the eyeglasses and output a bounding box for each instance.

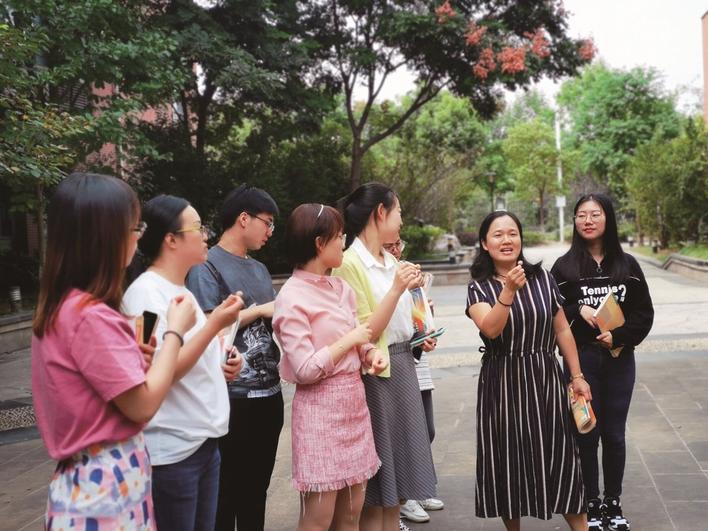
[132,221,147,237]
[383,240,406,252]
[248,213,275,232]
[176,224,211,237]
[574,211,604,222]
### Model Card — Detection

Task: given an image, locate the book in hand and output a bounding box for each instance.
[410,286,436,337]
[593,291,625,358]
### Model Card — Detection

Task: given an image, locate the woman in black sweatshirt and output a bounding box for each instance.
[551,193,653,531]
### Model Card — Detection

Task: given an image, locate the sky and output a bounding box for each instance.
[363,0,707,112]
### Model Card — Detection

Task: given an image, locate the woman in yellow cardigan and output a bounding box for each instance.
[333,183,437,531]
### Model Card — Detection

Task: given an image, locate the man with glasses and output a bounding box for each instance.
[187,185,282,531]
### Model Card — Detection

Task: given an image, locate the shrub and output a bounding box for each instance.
[401,225,444,259]
[523,230,547,246]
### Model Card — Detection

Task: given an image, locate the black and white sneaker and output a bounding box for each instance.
[603,496,630,530]
[399,519,412,531]
[587,497,604,530]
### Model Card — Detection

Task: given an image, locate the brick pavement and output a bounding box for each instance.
[2,244,708,530]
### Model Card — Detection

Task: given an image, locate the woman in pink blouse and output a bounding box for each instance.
[273,204,388,531]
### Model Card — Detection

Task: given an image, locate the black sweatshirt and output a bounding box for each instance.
[550,253,654,351]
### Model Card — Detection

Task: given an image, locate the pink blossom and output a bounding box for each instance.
[525,28,551,58]
[436,1,456,24]
[465,21,487,47]
[497,46,526,74]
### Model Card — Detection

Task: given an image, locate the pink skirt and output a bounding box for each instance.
[291,371,380,492]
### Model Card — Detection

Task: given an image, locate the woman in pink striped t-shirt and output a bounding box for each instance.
[273,204,387,531]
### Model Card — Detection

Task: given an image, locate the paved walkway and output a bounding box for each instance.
[2,244,708,530]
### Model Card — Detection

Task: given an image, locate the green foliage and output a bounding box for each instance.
[679,245,708,260]
[370,91,486,229]
[626,117,708,247]
[317,0,593,187]
[522,230,547,246]
[502,118,575,230]
[558,64,681,197]
[0,21,86,213]
[401,225,445,259]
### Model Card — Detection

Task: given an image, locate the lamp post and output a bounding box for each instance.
[486,171,496,213]
[555,111,565,243]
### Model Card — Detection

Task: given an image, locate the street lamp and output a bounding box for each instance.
[486,171,496,213]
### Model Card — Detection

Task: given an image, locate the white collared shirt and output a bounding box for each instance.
[350,237,415,345]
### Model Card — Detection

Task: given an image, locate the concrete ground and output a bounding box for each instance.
[2,243,708,530]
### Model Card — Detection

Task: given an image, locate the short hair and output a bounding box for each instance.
[285,204,344,268]
[220,184,279,231]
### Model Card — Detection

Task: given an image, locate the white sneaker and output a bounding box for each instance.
[400,499,430,523]
[419,497,444,511]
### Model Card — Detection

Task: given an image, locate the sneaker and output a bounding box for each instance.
[603,496,630,531]
[399,519,412,531]
[586,497,604,530]
[400,499,430,523]
[419,497,444,511]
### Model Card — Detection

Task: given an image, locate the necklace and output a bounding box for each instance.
[494,272,507,283]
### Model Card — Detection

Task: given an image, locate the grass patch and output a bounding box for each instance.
[631,245,676,261]
[679,245,708,260]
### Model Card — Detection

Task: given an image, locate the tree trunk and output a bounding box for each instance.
[538,192,545,232]
[350,142,364,191]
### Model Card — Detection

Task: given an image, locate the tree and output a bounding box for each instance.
[626,118,708,247]
[153,0,336,163]
[370,91,487,228]
[502,118,577,230]
[557,63,681,197]
[316,0,594,189]
[5,0,187,168]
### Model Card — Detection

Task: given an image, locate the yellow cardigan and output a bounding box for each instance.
[331,248,391,378]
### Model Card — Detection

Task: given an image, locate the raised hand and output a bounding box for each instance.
[506,261,527,292]
[210,292,245,329]
[166,295,197,335]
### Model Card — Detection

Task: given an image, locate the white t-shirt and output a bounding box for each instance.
[123,271,229,466]
[350,237,415,344]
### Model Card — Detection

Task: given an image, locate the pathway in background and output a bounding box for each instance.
[2,243,708,530]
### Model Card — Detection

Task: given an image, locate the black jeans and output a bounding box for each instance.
[215,391,284,531]
[568,343,636,500]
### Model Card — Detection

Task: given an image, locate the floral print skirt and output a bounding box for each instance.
[46,432,154,530]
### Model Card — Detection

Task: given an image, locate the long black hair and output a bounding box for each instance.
[340,182,398,248]
[126,194,190,284]
[469,211,542,281]
[565,193,628,282]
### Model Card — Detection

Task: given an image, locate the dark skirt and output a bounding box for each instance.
[362,341,437,507]
[475,350,586,519]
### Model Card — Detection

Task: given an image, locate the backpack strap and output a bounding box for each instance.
[203,260,231,304]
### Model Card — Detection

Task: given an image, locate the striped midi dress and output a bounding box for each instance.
[466,269,585,520]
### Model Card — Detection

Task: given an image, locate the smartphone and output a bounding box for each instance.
[223,318,241,362]
[410,327,446,348]
[142,311,159,345]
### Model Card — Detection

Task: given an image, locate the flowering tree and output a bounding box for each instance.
[314,0,595,189]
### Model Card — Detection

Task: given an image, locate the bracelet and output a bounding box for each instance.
[570,372,585,382]
[162,330,184,347]
[497,298,513,307]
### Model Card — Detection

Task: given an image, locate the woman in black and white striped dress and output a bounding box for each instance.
[465,211,591,531]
